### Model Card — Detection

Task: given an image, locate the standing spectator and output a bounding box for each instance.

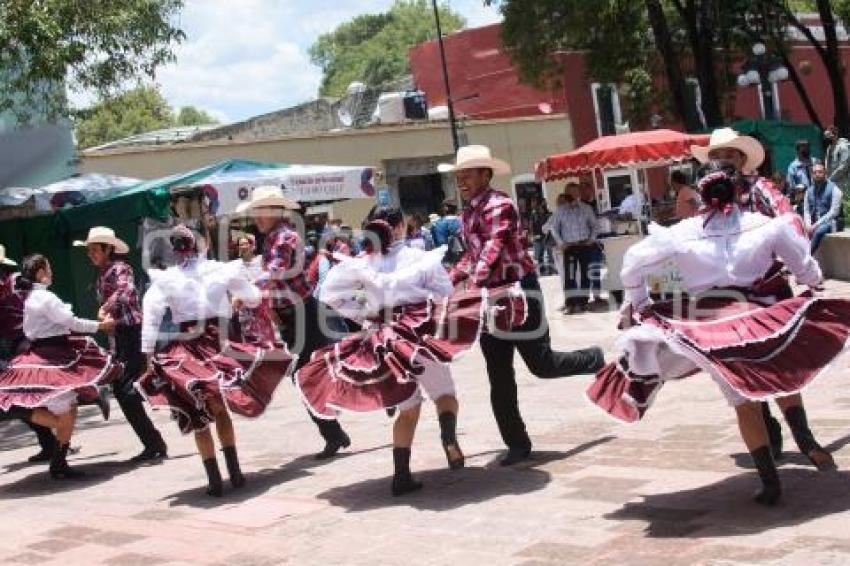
[544,194,569,301]
[824,125,850,194]
[804,162,845,253]
[550,184,597,314]
[579,183,606,304]
[405,213,434,250]
[528,198,553,275]
[787,139,815,196]
[672,170,701,219]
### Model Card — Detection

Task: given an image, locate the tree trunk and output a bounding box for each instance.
[816,0,850,132]
[645,0,701,131]
[778,47,824,129]
[679,0,725,127]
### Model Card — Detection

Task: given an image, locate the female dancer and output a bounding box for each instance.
[138,226,293,496]
[588,163,850,505]
[297,207,523,495]
[0,254,119,478]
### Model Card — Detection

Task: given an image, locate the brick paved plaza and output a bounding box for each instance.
[2,276,850,565]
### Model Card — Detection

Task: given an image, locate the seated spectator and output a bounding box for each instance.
[805,162,845,253]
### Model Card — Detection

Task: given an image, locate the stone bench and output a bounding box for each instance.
[816,230,850,280]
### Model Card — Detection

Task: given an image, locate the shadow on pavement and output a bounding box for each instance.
[160,445,392,509]
[0,458,142,499]
[316,437,615,512]
[606,468,850,538]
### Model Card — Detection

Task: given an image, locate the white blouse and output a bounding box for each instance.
[622,208,822,308]
[320,242,453,322]
[23,285,99,340]
[141,258,261,353]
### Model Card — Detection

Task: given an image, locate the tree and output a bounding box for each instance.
[74,85,218,149]
[176,106,217,126]
[309,0,466,97]
[0,0,185,123]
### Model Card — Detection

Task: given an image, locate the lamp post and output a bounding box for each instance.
[431,0,460,153]
[736,42,789,121]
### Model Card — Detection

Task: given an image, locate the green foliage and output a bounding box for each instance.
[309,0,465,97]
[74,85,217,149]
[0,0,185,124]
[176,106,217,126]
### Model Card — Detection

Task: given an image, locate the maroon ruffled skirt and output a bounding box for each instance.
[0,336,122,411]
[587,290,850,423]
[296,284,526,418]
[138,321,294,433]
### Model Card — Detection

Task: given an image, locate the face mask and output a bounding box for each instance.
[799,148,810,159]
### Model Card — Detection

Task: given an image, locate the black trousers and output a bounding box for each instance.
[563,245,593,307]
[479,273,583,450]
[278,296,347,443]
[113,325,165,450]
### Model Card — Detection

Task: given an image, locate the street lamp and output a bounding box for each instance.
[431,0,460,153]
[736,43,789,121]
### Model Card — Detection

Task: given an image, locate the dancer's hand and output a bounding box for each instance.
[232,298,244,311]
[98,316,116,333]
[97,306,108,321]
[618,304,636,330]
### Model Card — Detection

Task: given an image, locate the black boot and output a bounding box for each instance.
[750,446,782,506]
[94,388,110,421]
[438,412,464,470]
[26,421,56,463]
[762,402,784,460]
[222,446,246,488]
[783,405,837,471]
[49,442,84,479]
[314,419,351,460]
[202,457,224,497]
[558,347,606,376]
[391,447,423,496]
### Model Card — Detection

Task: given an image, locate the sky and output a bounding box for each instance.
[131,0,502,123]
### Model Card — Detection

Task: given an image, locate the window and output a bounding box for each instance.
[603,168,639,210]
[685,78,707,129]
[757,81,782,119]
[591,83,622,137]
[511,174,546,218]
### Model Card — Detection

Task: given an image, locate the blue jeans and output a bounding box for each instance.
[811,223,834,254]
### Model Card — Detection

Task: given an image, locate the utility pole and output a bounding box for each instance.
[432,0,460,153]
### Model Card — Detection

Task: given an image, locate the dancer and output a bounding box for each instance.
[237,186,352,459]
[0,245,58,462]
[231,233,276,346]
[298,207,504,495]
[75,227,168,462]
[439,145,605,466]
[138,225,294,496]
[0,254,120,478]
[588,164,850,505]
[691,128,818,459]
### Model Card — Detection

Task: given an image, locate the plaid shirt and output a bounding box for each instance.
[450,187,535,288]
[746,177,805,236]
[96,260,142,327]
[0,273,24,345]
[259,221,314,309]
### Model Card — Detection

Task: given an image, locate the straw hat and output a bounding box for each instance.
[437,145,511,175]
[235,185,299,213]
[0,245,17,267]
[690,128,765,173]
[73,226,129,254]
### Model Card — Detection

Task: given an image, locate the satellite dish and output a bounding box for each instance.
[337,108,353,127]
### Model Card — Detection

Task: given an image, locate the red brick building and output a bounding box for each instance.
[410,22,850,148]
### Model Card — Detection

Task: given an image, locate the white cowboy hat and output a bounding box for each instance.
[690,127,765,173]
[437,145,511,175]
[73,226,129,254]
[235,185,300,213]
[428,213,440,224]
[0,245,17,267]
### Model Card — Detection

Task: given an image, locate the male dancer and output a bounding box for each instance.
[75,227,168,462]
[439,146,605,466]
[237,186,351,459]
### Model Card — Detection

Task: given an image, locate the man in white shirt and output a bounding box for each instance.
[550,184,598,313]
[618,191,644,220]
